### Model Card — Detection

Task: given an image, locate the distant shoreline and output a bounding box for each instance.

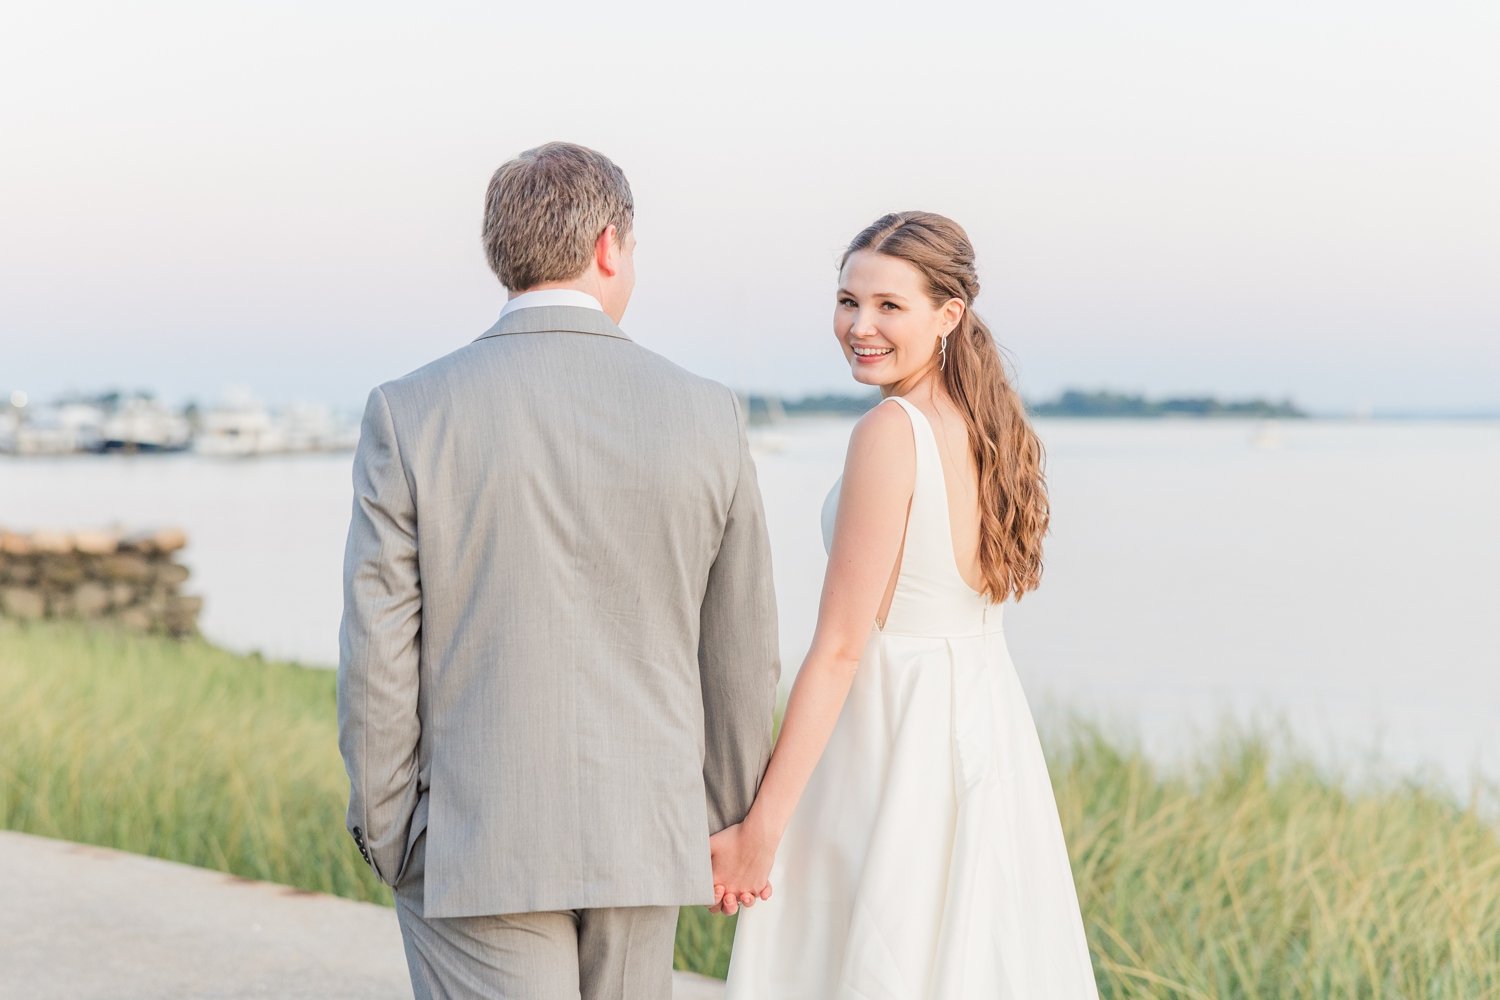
[740,391,1498,424]
[4,388,1494,460]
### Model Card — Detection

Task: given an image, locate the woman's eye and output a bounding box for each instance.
[838,298,856,307]
[881,302,898,310]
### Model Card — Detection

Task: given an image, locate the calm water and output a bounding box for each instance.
[4,417,1497,797]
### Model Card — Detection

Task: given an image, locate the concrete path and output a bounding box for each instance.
[2,830,725,999]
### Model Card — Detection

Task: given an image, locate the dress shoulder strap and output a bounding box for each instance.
[877,395,952,571]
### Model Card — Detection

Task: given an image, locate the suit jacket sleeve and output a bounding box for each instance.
[699,389,782,834]
[337,384,424,886]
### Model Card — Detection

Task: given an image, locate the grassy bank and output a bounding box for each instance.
[2,617,1497,994]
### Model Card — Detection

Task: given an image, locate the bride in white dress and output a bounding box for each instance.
[710,212,1100,998]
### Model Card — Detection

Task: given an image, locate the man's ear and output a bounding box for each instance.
[596,224,621,277]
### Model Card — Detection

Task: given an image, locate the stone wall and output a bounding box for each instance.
[0,526,203,637]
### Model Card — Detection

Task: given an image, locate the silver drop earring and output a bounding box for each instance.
[939,335,948,372]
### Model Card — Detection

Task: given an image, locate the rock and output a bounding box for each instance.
[118,531,154,554]
[40,557,86,588]
[153,563,191,587]
[163,593,204,635]
[169,594,205,616]
[117,607,155,632]
[109,582,136,609]
[29,531,72,555]
[152,528,188,554]
[1,587,45,620]
[72,530,120,555]
[73,582,112,618]
[162,613,200,638]
[144,588,169,616]
[0,523,195,637]
[99,554,154,584]
[121,528,188,556]
[2,561,37,585]
[0,532,32,556]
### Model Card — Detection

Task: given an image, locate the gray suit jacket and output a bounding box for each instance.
[336,304,781,918]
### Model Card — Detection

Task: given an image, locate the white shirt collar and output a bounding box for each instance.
[497,288,605,321]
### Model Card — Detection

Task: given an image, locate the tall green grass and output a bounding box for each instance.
[2,617,1498,994]
[1052,710,1500,996]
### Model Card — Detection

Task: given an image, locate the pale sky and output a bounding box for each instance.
[3,0,1497,416]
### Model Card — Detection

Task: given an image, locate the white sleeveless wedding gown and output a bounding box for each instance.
[722,394,1100,999]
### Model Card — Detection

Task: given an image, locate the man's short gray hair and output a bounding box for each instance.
[481,142,634,291]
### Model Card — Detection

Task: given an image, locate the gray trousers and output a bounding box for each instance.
[393,829,680,1000]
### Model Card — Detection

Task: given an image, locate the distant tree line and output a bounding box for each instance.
[744,388,1304,421]
[1029,389,1305,418]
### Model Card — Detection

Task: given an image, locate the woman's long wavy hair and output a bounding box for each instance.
[841,211,1050,603]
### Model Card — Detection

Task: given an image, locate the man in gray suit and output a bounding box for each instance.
[336,140,781,999]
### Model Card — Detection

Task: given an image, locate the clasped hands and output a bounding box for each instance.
[707,820,777,916]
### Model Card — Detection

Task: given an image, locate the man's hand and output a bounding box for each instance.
[707,821,776,916]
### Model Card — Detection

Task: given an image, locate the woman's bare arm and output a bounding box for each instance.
[709,398,915,913]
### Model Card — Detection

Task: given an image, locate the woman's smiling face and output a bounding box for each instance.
[834,249,962,392]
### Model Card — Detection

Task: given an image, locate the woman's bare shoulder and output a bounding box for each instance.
[843,397,916,484]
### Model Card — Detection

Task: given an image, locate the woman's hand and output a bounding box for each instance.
[708,821,776,916]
